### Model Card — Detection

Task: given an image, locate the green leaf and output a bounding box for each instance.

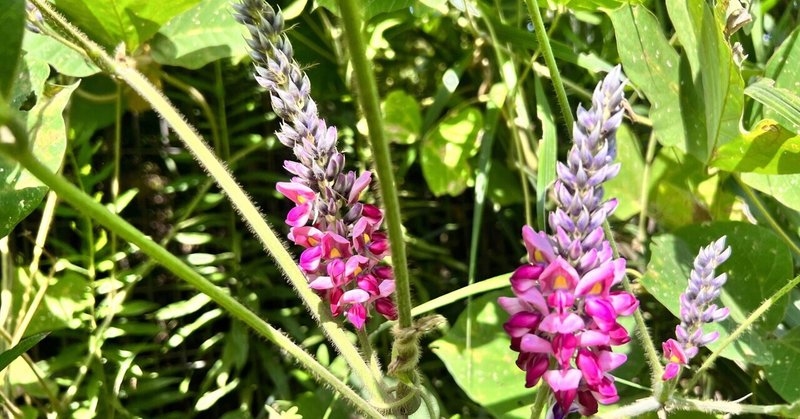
[22,32,100,77]
[605,125,644,219]
[487,160,523,207]
[711,119,800,174]
[765,327,800,402]
[316,0,414,19]
[608,5,687,154]
[23,271,93,335]
[53,0,201,51]
[0,333,49,373]
[9,53,50,110]
[382,90,421,145]
[420,106,483,197]
[555,0,643,12]
[430,290,534,419]
[0,0,25,99]
[666,0,744,162]
[764,26,800,131]
[535,76,556,229]
[740,172,800,212]
[0,82,78,238]
[642,222,793,365]
[150,0,249,69]
[745,78,800,133]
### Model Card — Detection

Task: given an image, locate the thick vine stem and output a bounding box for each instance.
[336,0,418,414]
[0,128,382,419]
[27,0,387,405]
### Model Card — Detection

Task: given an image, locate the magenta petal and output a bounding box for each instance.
[299,246,322,272]
[539,257,581,293]
[584,298,617,332]
[522,225,555,263]
[608,291,639,316]
[498,297,526,315]
[286,204,311,227]
[347,304,367,329]
[342,289,370,304]
[276,182,316,205]
[662,362,680,381]
[576,349,603,385]
[378,279,395,297]
[510,264,544,294]
[598,351,627,372]
[608,324,631,345]
[357,276,380,295]
[504,312,541,338]
[375,298,398,320]
[309,276,334,290]
[594,377,619,404]
[578,330,609,347]
[520,333,553,353]
[540,313,585,334]
[524,355,549,388]
[544,368,582,392]
[518,285,549,314]
[575,260,613,296]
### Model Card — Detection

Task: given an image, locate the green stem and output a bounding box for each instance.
[637,132,657,245]
[603,222,665,386]
[529,386,549,419]
[685,273,800,390]
[27,0,385,403]
[602,397,662,419]
[336,0,413,329]
[736,176,800,257]
[668,396,799,416]
[0,143,382,419]
[524,0,574,130]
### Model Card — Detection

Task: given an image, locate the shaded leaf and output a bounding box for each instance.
[53,0,201,51]
[535,76,557,229]
[382,90,421,145]
[0,333,49,373]
[0,0,25,99]
[745,78,800,133]
[666,0,744,162]
[420,107,482,197]
[150,0,249,69]
[605,125,644,220]
[316,0,414,19]
[765,327,800,402]
[0,82,78,238]
[9,53,50,110]
[764,26,800,131]
[430,290,533,419]
[712,119,800,174]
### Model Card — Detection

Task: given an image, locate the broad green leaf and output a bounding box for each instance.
[608,5,688,154]
[150,0,249,69]
[0,333,49,373]
[382,90,421,145]
[605,125,644,220]
[0,0,25,99]
[647,147,708,229]
[420,107,483,197]
[765,326,800,402]
[53,0,201,51]
[642,233,772,365]
[488,160,523,207]
[764,26,800,131]
[9,53,50,110]
[0,82,78,238]
[745,78,800,133]
[554,0,643,12]
[666,0,744,163]
[740,172,800,212]
[711,119,800,174]
[430,290,534,419]
[22,32,100,77]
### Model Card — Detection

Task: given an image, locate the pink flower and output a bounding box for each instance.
[662,339,688,380]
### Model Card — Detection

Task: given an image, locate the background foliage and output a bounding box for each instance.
[2,0,800,417]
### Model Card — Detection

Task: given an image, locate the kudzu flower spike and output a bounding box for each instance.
[499,66,638,418]
[234,0,397,328]
[662,236,731,381]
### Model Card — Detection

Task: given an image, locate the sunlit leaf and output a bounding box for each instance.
[22,32,100,77]
[745,78,800,133]
[420,106,483,197]
[0,333,48,373]
[605,125,644,219]
[740,172,800,212]
[764,26,800,131]
[711,119,800,174]
[382,90,421,145]
[53,0,201,51]
[0,82,78,238]
[0,0,25,99]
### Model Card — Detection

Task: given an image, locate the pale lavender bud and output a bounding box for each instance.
[548,66,626,273]
[673,236,731,361]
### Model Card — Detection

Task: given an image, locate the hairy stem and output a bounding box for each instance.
[0,139,381,419]
[27,0,386,403]
[685,273,800,390]
[529,386,549,419]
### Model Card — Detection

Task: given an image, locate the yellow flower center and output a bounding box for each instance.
[554,274,569,289]
[330,248,342,258]
[534,249,545,262]
[354,266,363,276]
[308,237,319,246]
[297,195,307,204]
[669,354,681,363]
[589,282,603,295]
[363,233,371,244]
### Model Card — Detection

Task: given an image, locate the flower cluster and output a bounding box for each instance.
[662,237,731,380]
[499,66,638,418]
[234,0,396,328]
